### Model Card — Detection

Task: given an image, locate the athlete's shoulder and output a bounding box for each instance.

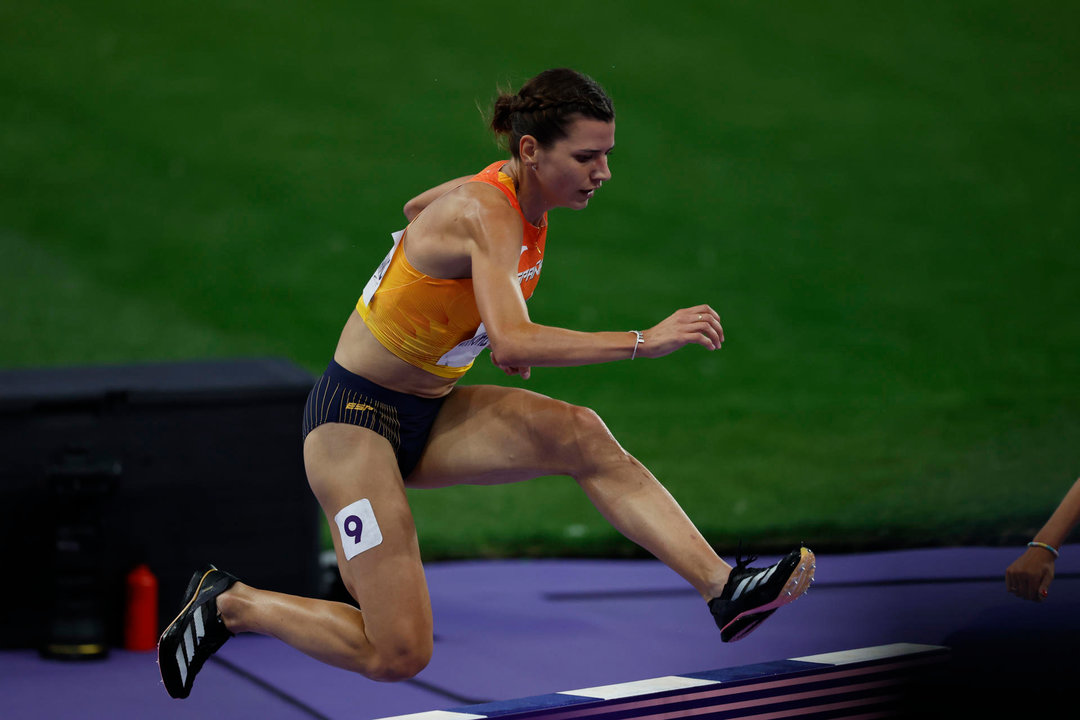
[434,177,518,229]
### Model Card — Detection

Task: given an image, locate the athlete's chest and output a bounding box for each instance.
[516,231,546,299]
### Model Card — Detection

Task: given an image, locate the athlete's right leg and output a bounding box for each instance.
[407,385,733,600]
[215,423,433,682]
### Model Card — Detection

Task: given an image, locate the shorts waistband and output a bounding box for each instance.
[323,359,444,410]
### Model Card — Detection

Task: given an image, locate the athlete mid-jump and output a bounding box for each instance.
[158,68,815,699]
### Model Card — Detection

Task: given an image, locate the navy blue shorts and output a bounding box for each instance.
[301,359,447,478]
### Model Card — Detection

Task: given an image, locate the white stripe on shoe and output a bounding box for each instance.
[732,576,753,600]
[183,624,195,659]
[193,604,205,640]
[176,644,188,686]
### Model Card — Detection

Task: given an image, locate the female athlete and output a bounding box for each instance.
[158,68,815,699]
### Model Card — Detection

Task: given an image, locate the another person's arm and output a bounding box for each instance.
[1006,477,1080,601]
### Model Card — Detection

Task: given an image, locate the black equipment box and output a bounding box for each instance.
[0,357,320,650]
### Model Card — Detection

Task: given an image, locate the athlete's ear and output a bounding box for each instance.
[518,135,539,168]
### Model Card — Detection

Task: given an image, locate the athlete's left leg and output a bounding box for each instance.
[406,384,732,600]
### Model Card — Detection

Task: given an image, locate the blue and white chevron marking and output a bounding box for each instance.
[375,643,949,720]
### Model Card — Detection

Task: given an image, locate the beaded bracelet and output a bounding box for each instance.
[1028,541,1060,559]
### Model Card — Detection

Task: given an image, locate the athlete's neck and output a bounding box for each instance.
[502,158,547,227]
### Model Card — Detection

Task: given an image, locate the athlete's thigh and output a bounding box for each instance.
[407,384,585,489]
[304,423,432,649]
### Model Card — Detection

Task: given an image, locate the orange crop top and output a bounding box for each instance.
[356,161,547,379]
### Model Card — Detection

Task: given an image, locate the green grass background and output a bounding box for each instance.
[3,1,1078,559]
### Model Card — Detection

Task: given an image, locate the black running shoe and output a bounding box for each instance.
[708,547,815,642]
[157,565,238,699]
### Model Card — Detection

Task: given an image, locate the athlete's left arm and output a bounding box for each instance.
[404,175,475,222]
[467,196,723,370]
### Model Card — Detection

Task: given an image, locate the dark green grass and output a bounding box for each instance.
[3,1,1078,559]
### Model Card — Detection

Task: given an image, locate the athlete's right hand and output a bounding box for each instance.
[639,305,724,358]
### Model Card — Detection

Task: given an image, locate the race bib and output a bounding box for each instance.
[334,499,383,561]
[437,323,490,368]
[361,230,404,307]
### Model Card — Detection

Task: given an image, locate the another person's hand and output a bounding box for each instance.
[1005,546,1055,601]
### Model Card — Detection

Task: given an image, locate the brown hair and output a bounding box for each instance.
[491,68,615,158]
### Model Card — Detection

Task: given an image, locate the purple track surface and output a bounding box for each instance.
[3,545,1077,719]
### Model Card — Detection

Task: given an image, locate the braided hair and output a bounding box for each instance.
[491,69,615,158]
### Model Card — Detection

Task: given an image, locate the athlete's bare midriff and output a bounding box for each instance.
[333,311,459,399]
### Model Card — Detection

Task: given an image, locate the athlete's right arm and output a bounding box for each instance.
[404,175,476,222]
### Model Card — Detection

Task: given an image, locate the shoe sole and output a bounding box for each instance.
[157,568,219,699]
[723,548,816,641]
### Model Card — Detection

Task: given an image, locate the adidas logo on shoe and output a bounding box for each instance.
[709,547,815,643]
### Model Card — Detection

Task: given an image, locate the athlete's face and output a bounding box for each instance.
[533,116,615,211]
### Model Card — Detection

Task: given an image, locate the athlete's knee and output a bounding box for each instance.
[369,638,432,682]
[557,403,628,474]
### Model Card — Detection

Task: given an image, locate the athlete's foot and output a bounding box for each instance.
[707,547,815,642]
[157,565,238,699]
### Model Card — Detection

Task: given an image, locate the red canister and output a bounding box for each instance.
[124,564,159,651]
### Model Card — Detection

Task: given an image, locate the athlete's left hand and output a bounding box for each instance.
[491,352,531,380]
[638,304,724,358]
